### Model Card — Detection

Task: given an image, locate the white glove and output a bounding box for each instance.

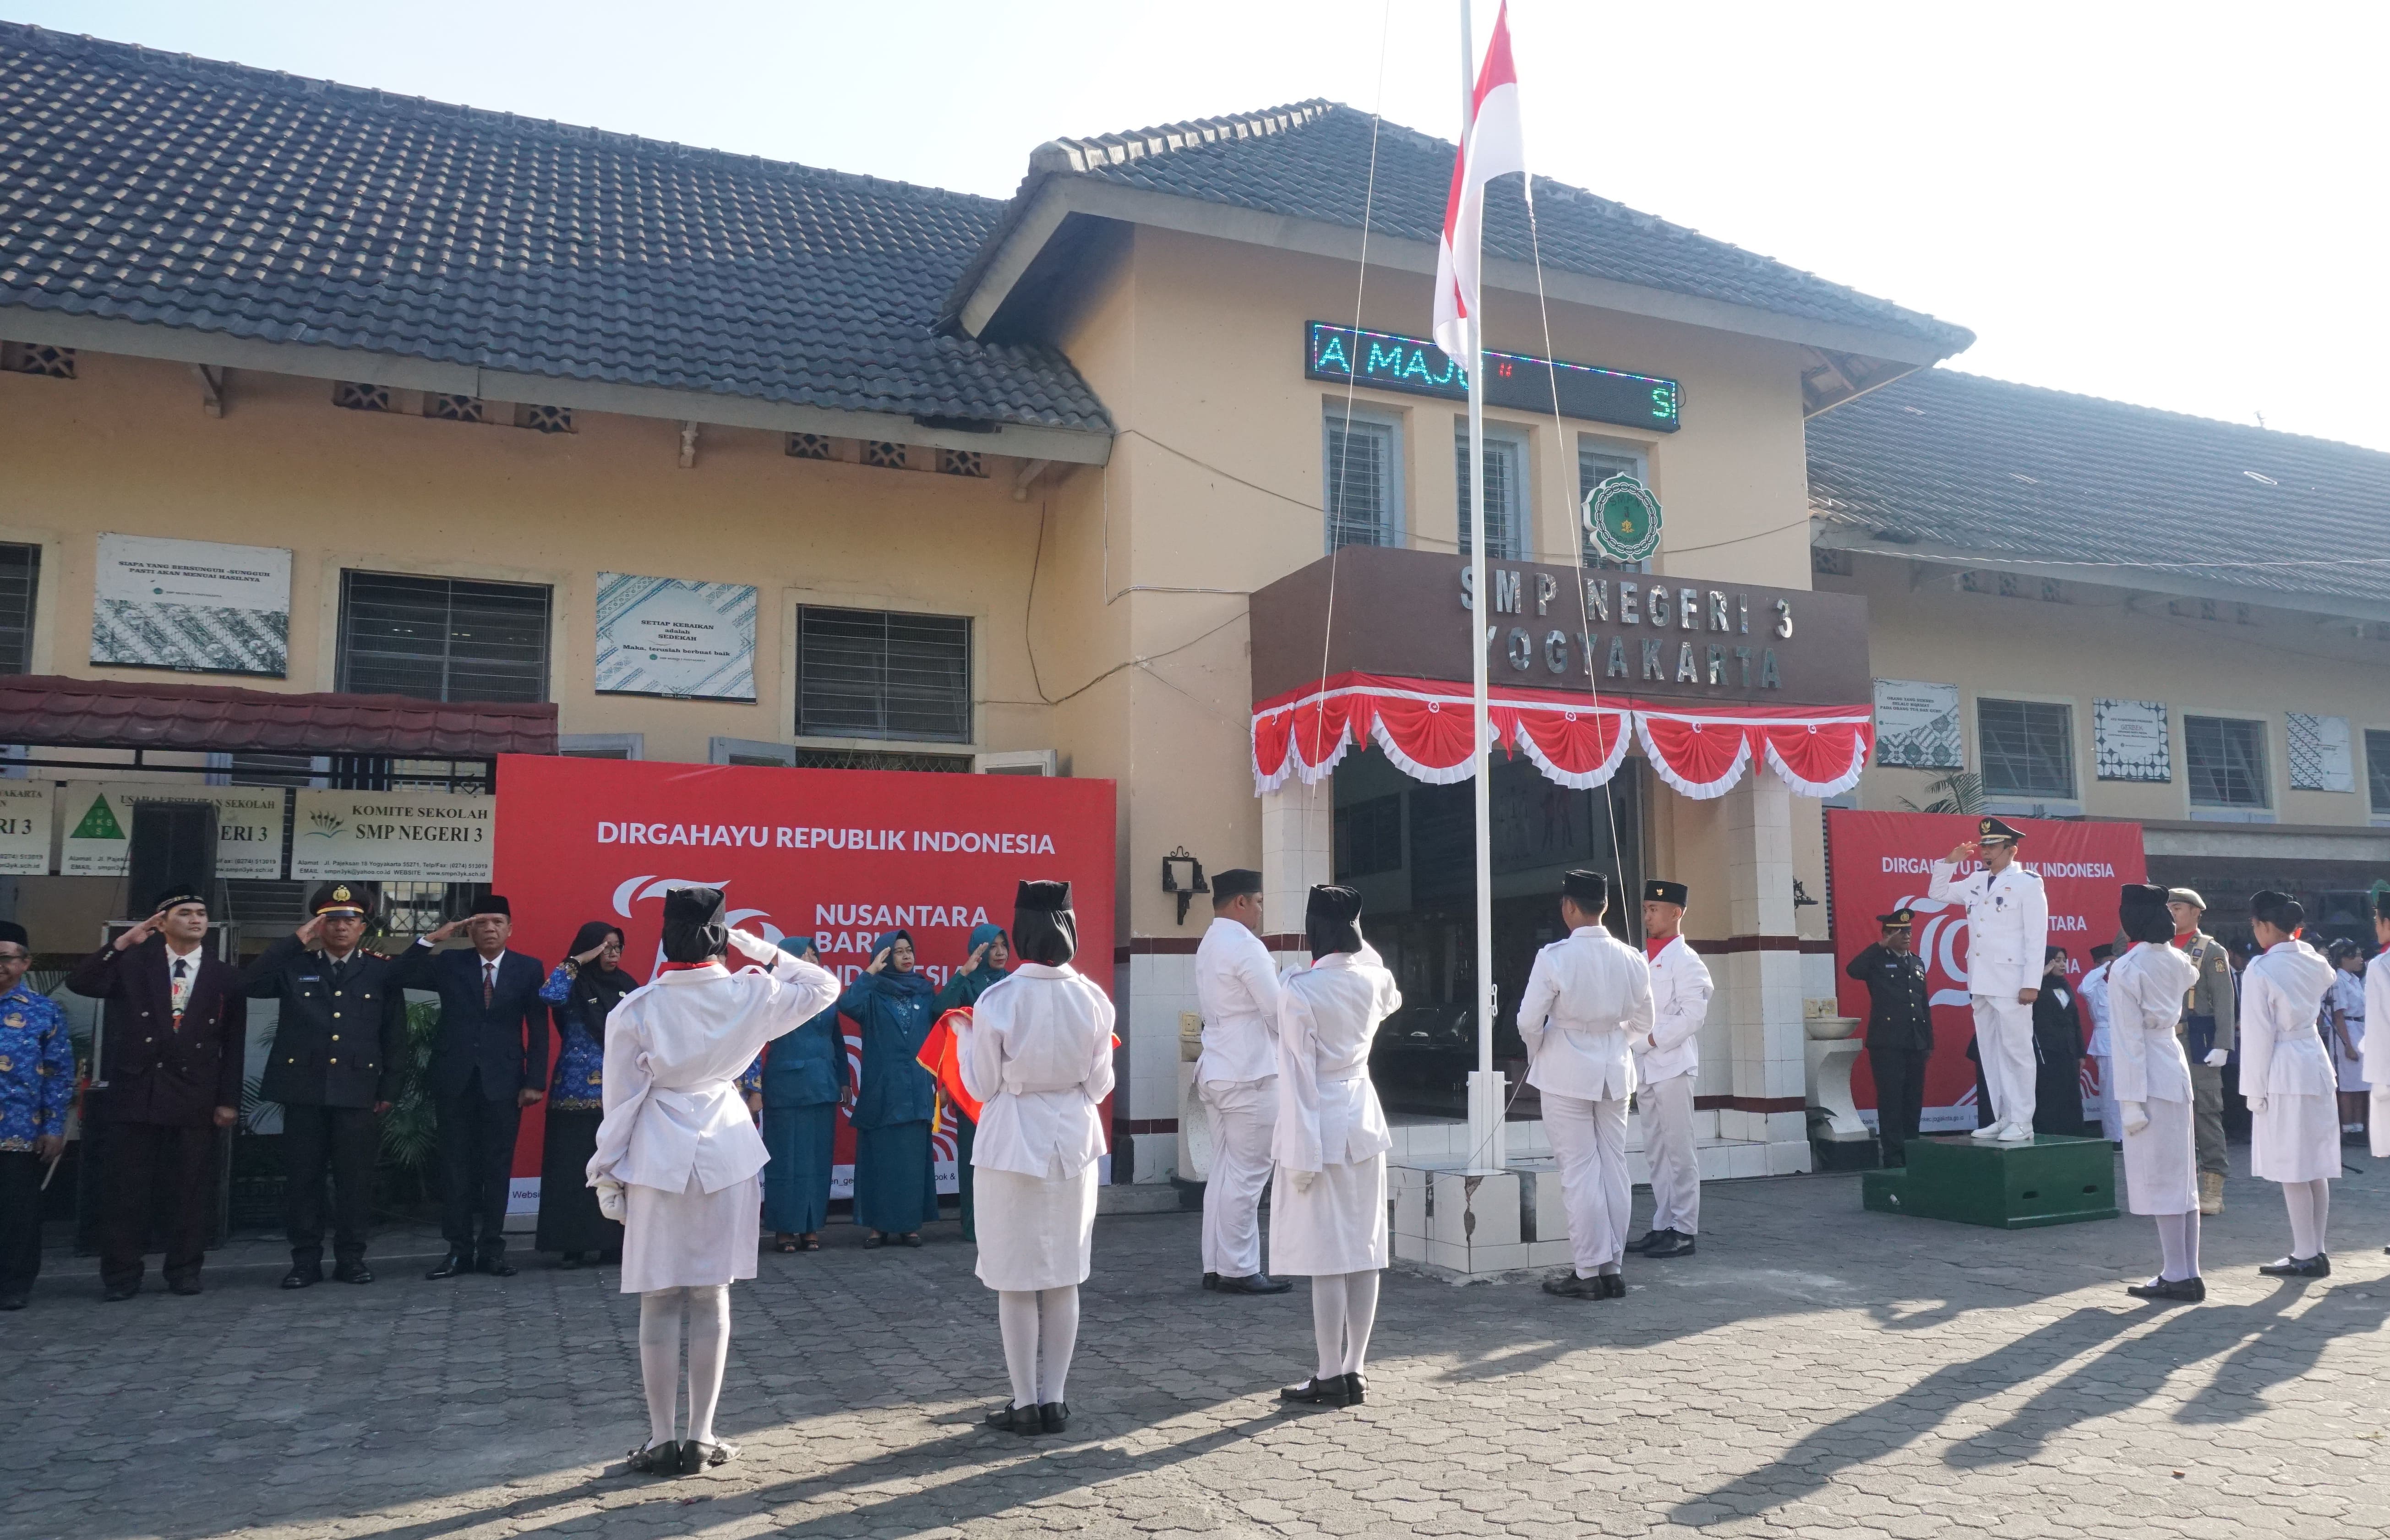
[2246,1093,2270,1116]
[2119,1101,2149,1136]
[725,926,777,965]
[2201,1048,2229,1067]
[595,1176,628,1223]
[1291,1169,1318,1195]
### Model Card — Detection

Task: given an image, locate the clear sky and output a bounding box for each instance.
[14,1,2386,450]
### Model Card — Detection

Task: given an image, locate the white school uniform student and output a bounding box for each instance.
[1271,885,1402,1410]
[2325,945,2368,1097]
[588,889,840,1478]
[1927,815,2049,1142]
[1519,869,1653,1300]
[1629,878,1711,1261]
[960,880,1115,1439]
[2366,892,2390,1166]
[2079,946,2121,1144]
[2238,891,2341,1278]
[1191,868,1291,1294]
[2108,885,2205,1303]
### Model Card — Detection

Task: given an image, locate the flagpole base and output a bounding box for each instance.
[1465,1068,1509,1174]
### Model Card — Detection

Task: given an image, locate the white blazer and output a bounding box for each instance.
[1927,859,2049,998]
[1271,946,1401,1174]
[1515,924,1652,1103]
[1194,916,1282,1085]
[2078,961,2113,1056]
[2238,940,2337,1099]
[588,938,840,1195]
[959,962,1115,1180]
[2105,942,2199,1105]
[1636,935,1712,1084]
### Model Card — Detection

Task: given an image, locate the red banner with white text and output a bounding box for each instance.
[1827,810,2146,1130]
[491,755,1117,1207]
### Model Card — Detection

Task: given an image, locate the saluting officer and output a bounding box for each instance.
[1928,816,2048,1142]
[1846,909,1935,1166]
[242,884,409,1288]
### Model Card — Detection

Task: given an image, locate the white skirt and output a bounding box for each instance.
[620,1170,760,1294]
[1267,1153,1387,1277]
[2120,1095,2196,1215]
[973,1163,1098,1292]
[2251,1092,2341,1184]
[2335,1030,2369,1091]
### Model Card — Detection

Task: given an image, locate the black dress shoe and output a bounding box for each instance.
[477,1254,518,1278]
[676,1438,737,1473]
[1038,1401,1069,1434]
[1201,1272,1220,1291]
[333,1261,373,1285]
[1342,1372,1367,1405]
[1600,1273,1627,1299]
[1278,1375,1350,1407]
[626,1439,679,1476]
[1643,1231,1696,1260]
[1541,1272,1603,1299]
[2126,1275,2206,1303]
[425,1252,470,1279]
[1215,1272,1293,1295]
[900,1232,925,1249]
[1625,1229,1667,1254]
[280,1265,321,1290]
[2259,1253,2331,1278]
[167,1278,202,1296]
[984,1400,1023,1427]
[862,1232,886,1250]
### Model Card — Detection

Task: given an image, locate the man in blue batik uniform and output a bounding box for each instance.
[0,920,74,1309]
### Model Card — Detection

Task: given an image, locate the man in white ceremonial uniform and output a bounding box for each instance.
[2365,893,2390,1193]
[1927,815,2048,1142]
[2109,885,2206,1304]
[1521,869,1653,1301]
[1627,879,1710,1261]
[588,888,840,1478]
[1272,885,1401,1410]
[2078,944,2121,1145]
[2238,890,2341,1279]
[1193,868,1291,1294]
[961,880,1114,1439]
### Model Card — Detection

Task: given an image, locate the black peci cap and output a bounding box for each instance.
[1561,869,1609,912]
[1643,879,1689,908]
[1305,884,1364,957]
[151,883,207,915]
[1211,868,1262,902]
[472,894,512,919]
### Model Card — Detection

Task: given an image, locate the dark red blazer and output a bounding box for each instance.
[66,938,246,1126]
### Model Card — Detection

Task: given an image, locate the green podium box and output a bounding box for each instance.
[1861,1133,2117,1229]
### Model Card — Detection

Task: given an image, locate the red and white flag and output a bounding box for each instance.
[1431,2,1526,369]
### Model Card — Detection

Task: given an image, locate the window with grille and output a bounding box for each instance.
[1977,698,2074,798]
[0,543,38,676]
[334,381,391,412]
[1455,423,1527,560]
[1578,438,1648,571]
[1335,794,1403,878]
[786,433,835,460]
[337,571,552,703]
[864,441,908,470]
[936,448,986,478]
[2368,730,2390,815]
[2,343,74,378]
[797,606,971,743]
[2185,715,2269,808]
[1324,410,1402,551]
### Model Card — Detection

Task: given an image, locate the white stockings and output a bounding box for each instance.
[997,1286,1080,1408]
[2153,1211,2201,1282]
[1308,1270,1381,1380]
[638,1285,731,1447]
[2281,1179,2331,1259]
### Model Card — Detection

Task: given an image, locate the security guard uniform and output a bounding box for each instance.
[1847,908,1935,1165]
[240,884,409,1286]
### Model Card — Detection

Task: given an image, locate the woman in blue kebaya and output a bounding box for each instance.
[840,930,940,1247]
[537,921,637,1267]
[760,937,848,1253]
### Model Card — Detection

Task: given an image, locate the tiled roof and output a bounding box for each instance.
[970,101,1971,353]
[1806,368,2390,612]
[0,675,557,756]
[0,23,1109,433]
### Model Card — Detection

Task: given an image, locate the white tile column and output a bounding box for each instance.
[1260,782,1335,941]
[1722,771,1811,1168]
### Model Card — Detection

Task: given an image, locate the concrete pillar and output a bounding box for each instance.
[1260,782,1334,942]
[1719,771,1810,1167]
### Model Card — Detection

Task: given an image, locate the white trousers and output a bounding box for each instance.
[2090,1054,2123,1142]
[1200,1076,1277,1277]
[1972,994,2036,1129]
[1544,1092,1630,1277]
[1639,1072,1699,1235]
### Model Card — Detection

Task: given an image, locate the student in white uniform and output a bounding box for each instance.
[588,888,840,1477]
[2325,939,2368,1139]
[2079,944,2120,1145]
[962,880,1115,1438]
[2108,885,2204,1303]
[1192,868,1291,1295]
[1272,885,1402,1410]
[2238,890,2341,1278]
[1627,879,1710,1261]
[1927,815,2049,1142]
[1519,869,1653,1301]
[2365,893,2390,1185]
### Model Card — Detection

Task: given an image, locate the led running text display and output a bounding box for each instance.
[1304,322,1681,432]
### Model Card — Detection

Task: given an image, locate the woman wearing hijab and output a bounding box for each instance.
[960,882,1113,1436]
[537,922,636,1267]
[588,888,840,1476]
[759,937,847,1254]
[2239,890,2341,1278]
[840,929,940,1247]
[2110,884,2205,1303]
[935,922,1011,1242]
[1273,885,1403,1410]
[2029,946,2087,1136]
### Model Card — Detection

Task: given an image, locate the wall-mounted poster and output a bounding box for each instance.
[0,782,54,874]
[290,788,493,882]
[595,573,756,701]
[2287,713,2354,792]
[2094,699,2171,782]
[91,534,291,677]
[59,782,285,879]
[1872,679,1963,770]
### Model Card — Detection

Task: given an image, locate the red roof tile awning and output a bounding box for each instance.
[0,675,557,758]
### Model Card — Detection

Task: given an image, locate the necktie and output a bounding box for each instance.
[483,960,496,1009]
[171,957,189,1028]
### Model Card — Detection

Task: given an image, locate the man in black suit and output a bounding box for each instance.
[1846,907,1936,1168]
[391,895,547,1277]
[243,882,409,1289]
[66,884,246,1300]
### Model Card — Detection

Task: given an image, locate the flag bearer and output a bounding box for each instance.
[1193,869,1290,1294]
[2109,884,2205,1303]
[1627,879,1709,1260]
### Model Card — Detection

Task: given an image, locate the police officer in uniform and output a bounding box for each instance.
[1928,816,2049,1141]
[1846,908,1934,1166]
[241,884,409,1287]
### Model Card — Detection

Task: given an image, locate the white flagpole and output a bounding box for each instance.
[1459,0,1505,1173]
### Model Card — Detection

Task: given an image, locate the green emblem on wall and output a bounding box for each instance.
[1583,474,1664,564]
[70,794,125,841]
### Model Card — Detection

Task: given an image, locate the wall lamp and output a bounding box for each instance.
[1161,846,1208,924]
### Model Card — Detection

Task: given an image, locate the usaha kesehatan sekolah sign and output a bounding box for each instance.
[490,755,1118,1210]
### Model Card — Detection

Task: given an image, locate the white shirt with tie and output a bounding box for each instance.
[165,940,203,1021]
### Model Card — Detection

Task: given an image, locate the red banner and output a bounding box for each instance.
[1826,810,2145,1129]
[490,755,1117,1200]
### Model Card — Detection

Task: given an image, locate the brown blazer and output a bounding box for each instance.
[66,938,246,1126]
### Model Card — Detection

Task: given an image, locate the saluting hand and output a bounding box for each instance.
[113,910,168,951]
[294,915,325,948]
[422,918,467,946]
[572,941,608,966]
[964,941,990,973]
[866,946,892,975]
[1947,841,1978,865]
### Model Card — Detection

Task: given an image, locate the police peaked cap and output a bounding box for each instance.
[1211,868,1263,902]
[1561,869,1609,911]
[1975,816,2025,845]
[1877,908,1915,928]
[310,883,370,918]
[1643,879,1689,908]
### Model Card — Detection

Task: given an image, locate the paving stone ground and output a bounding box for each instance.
[9,1148,2390,1539]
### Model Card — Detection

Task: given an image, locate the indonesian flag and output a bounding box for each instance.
[1431,1,1526,368]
